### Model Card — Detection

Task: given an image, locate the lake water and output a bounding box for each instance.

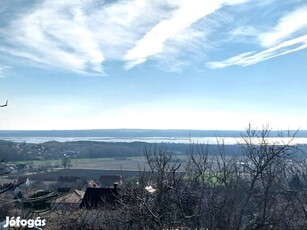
[1,136,307,145]
[1,129,306,144]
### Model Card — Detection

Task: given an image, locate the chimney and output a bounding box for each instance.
[113,182,118,190]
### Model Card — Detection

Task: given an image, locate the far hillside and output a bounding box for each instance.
[0,140,245,161]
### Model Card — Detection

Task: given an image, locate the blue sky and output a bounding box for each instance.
[0,0,306,130]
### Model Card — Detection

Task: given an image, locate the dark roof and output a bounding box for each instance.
[17,176,28,184]
[80,187,120,209]
[56,190,85,204]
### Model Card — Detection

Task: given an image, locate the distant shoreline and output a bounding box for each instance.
[0,129,306,137]
[1,136,307,145]
[1,129,307,145]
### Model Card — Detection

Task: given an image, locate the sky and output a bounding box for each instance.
[0,0,306,130]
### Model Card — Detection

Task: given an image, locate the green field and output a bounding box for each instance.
[15,156,149,171]
[71,156,148,171]
[24,168,141,181]
[16,154,187,171]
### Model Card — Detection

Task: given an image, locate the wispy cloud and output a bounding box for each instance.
[259,6,307,47]
[1,1,105,74]
[0,0,170,74]
[207,5,307,68]
[124,0,250,69]
[207,35,307,68]
[4,0,210,74]
[206,52,256,69]
[0,0,305,73]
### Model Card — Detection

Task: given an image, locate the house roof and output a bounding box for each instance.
[80,187,120,209]
[17,176,29,184]
[56,190,85,204]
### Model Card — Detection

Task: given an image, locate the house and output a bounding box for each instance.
[55,189,85,210]
[99,175,122,188]
[80,185,120,209]
[17,176,30,186]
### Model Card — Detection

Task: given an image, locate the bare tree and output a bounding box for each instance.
[24,125,305,230]
[237,124,299,229]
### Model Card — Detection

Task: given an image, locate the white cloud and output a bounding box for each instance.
[207,35,307,68]
[259,6,307,47]
[207,5,307,68]
[2,0,304,73]
[0,1,105,74]
[89,0,172,59]
[135,26,207,72]
[1,0,189,74]
[124,0,250,68]
[206,51,256,69]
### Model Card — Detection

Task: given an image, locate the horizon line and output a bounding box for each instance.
[0,128,304,132]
